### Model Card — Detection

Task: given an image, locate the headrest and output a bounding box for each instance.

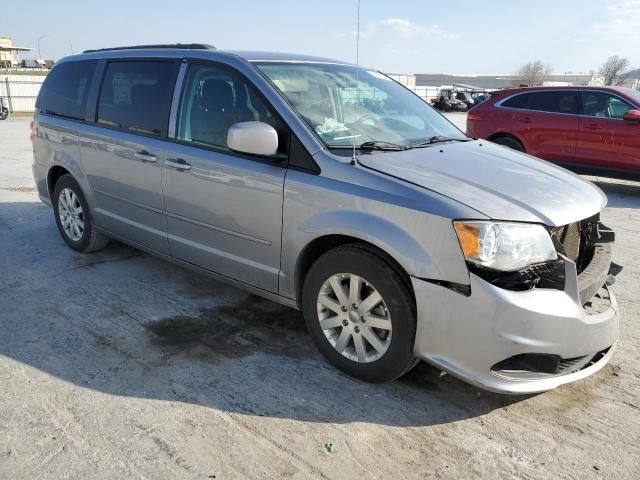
[202,79,234,111]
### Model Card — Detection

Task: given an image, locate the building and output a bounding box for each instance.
[0,37,32,68]
[414,72,599,90]
[388,71,640,103]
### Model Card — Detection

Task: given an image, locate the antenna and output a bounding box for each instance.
[351,0,361,166]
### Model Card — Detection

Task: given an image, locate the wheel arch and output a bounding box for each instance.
[45,160,96,212]
[294,234,416,309]
[288,211,447,308]
[487,132,526,150]
[47,165,71,200]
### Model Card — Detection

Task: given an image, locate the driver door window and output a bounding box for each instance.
[582,92,632,119]
[177,64,281,151]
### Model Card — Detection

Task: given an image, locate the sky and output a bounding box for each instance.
[4,0,639,75]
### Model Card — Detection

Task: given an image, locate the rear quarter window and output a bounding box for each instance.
[501,93,530,109]
[36,60,98,120]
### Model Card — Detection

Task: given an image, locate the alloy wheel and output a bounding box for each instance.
[316,273,392,363]
[58,188,84,242]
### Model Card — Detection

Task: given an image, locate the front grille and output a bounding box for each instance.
[550,215,616,306]
[549,214,603,274]
[550,222,582,261]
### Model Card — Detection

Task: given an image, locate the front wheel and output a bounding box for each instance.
[52,174,109,253]
[492,136,525,152]
[0,108,8,120]
[302,244,417,382]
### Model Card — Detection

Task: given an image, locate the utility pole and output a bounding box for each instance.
[37,34,49,59]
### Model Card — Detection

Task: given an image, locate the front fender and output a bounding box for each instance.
[301,209,440,276]
[280,206,470,302]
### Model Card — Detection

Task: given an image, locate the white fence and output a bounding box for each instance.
[0,75,46,112]
[412,86,441,102]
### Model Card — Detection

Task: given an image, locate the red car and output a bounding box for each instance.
[467,86,640,179]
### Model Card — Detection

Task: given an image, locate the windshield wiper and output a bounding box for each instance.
[359,140,408,151]
[408,136,471,148]
[328,137,469,151]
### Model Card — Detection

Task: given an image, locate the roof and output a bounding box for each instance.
[82,43,215,53]
[73,44,353,66]
[0,46,32,52]
[225,50,354,65]
[491,85,640,98]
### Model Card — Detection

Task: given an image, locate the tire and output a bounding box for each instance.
[302,244,417,383]
[52,174,109,253]
[0,108,8,120]
[492,136,525,152]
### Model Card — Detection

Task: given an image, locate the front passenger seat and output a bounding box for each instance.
[191,79,240,147]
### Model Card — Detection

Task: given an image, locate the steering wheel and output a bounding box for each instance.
[354,113,377,127]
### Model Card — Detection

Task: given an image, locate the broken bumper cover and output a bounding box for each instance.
[411,270,619,394]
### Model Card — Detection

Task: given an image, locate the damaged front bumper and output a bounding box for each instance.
[412,241,620,394]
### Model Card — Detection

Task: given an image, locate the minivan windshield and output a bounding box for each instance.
[255,62,467,149]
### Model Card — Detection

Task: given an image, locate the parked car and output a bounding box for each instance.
[21,58,47,69]
[32,45,619,394]
[467,86,640,179]
[454,90,475,109]
[432,95,467,112]
[471,92,491,105]
[434,89,473,111]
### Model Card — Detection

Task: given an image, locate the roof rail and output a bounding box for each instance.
[83,43,216,54]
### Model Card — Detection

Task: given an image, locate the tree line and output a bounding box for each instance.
[515,56,634,87]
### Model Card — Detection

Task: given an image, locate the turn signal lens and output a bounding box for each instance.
[454,223,480,257]
[454,222,497,262]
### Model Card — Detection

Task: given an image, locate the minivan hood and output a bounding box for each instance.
[357,140,606,226]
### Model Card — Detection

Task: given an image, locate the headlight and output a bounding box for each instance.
[454,221,557,271]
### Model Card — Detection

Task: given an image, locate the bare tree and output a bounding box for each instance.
[516,61,552,86]
[598,55,630,86]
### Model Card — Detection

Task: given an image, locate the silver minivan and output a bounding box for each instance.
[32,44,619,394]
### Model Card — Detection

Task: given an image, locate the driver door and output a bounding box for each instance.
[576,91,640,172]
[161,62,287,292]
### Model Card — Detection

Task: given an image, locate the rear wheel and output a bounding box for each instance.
[0,108,8,120]
[492,136,525,152]
[302,244,417,382]
[52,174,109,253]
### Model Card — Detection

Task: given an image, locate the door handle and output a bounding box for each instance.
[134,150,157,162]
[519,117,532,124]
[584,124,601,131]
[166,158,191,171]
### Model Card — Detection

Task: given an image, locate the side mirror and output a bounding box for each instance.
[623,109,640,122]
[227,121,279,157]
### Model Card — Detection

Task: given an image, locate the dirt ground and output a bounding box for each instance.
[1,116,639,479]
